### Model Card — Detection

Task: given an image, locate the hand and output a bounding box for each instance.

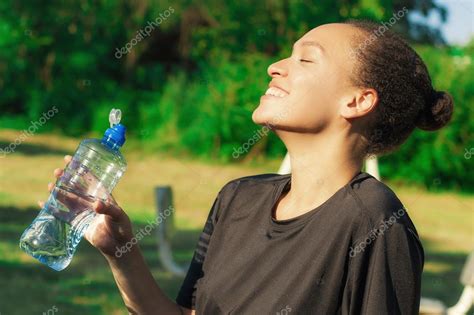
[39,155,134,258]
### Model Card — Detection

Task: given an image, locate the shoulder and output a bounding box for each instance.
[214,173,288,211]
[219,173,289,194]
[226,173,289,185]
[347,173,421,245]
[349,173,405,222]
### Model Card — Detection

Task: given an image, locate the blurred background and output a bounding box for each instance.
[0,0,472,314]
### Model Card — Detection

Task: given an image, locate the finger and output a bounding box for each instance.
[106,194,119,207]
[93,199,125,222]
[48,182,54,192]
[55,188,90,210]
[38,200,45,208]
[53,168,64,178]
[64,155,72,164]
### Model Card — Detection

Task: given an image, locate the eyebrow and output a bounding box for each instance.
[293,41,325,54]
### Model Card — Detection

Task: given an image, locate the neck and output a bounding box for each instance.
[276,127,364,215]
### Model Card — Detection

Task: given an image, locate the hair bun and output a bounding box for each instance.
[416,91,454,131]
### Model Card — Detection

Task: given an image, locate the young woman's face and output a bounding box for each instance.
[252,23,360,133]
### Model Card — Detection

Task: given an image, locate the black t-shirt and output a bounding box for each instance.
[175,171,424,314]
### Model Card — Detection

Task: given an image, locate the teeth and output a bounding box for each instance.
[265,86,288,97]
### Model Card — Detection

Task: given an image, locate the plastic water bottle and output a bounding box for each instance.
[19,108,127,271]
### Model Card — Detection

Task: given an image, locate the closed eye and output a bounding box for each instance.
[299,59,313,63]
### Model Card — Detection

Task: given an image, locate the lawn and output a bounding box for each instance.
[0,129,472,314]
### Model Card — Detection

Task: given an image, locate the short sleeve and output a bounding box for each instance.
[342,222,424,315]
[175,186,227,310]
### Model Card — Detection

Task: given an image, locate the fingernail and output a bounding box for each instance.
[94,200,101,210]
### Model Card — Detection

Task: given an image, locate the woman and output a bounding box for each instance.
[45,21,453,314]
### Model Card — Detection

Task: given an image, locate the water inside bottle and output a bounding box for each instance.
[19,161,105,271]
[20,135,126,271]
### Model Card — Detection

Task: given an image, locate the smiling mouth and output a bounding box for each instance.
[264,86,289,98]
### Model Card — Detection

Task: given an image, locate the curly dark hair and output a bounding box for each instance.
[345,20,454,157]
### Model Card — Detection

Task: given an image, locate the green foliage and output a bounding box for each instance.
[0,0,471,191]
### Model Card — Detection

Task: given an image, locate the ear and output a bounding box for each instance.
[340,88,378,119]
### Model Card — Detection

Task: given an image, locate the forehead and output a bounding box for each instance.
[296,23,357,56]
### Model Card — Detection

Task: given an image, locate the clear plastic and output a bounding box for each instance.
[19,139,127,271]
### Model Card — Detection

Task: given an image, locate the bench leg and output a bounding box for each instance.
[447,285,474,315]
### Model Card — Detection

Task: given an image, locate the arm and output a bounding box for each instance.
[46,155,195,315]
[104,245,193,315]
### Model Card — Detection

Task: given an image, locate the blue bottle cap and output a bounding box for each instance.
[102,124,126,149]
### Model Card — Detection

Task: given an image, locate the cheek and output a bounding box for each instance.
[285,83,338,128]
[290,101,331,127]
[292,76,332,114]
[252,66,339,129]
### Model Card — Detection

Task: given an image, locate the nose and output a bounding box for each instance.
[267,58,288,78]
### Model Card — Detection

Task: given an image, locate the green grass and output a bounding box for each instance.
[0,129,472,314]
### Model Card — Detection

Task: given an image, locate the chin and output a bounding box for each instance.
[253,103,292,128]
[251,106,271,126]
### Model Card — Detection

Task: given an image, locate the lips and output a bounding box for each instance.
[264,86,289,98]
